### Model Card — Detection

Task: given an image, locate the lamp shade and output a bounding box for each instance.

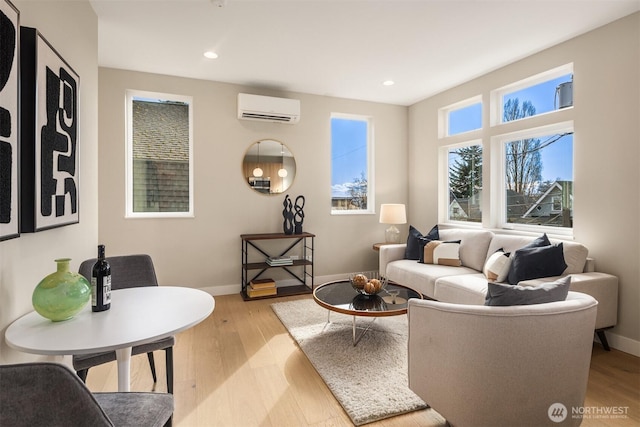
[379,204,406,224]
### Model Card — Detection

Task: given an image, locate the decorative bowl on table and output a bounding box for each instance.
[349,272,388,296]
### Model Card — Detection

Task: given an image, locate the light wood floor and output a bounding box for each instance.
[86,293,640,426]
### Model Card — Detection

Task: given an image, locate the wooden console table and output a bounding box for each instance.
[241,232,315,300]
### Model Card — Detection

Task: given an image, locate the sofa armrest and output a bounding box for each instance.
[379,244,406,277]
[520,272,618,330]
[569,272,618,330]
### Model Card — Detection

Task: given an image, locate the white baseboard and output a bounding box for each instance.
[599,331,640,357]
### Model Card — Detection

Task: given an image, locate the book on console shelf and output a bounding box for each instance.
[247,278,277,298]
[249,278,276,289]
[266,256,293,266]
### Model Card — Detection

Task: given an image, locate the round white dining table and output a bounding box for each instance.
[5,286,214,392]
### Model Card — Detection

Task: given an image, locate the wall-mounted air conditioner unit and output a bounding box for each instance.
[237,93,300,124]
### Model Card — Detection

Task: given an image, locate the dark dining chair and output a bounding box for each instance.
[0,362,173,427]
[73,254,174,393]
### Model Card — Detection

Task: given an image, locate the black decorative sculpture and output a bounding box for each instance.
[294,195,305,234]
[282,195,294,235]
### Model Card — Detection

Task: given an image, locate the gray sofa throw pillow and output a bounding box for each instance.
[485,276,571,306]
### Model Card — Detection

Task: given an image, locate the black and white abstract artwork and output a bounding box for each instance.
[0,0,19,241]
[21,27,79,232]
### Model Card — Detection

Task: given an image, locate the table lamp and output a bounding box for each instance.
[379,204,406,243]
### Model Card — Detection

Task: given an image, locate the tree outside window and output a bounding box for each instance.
[448,144,482,223]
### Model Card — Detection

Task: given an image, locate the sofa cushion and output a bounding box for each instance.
[433,273,488,305]
[485,276,571,306]
[483,249,511,282]
[420,240,462,266]
[558,241,589,274]
[405,225,439,260]
[386,259,478,298]
[438,229,494,272]
[507,243,568,285]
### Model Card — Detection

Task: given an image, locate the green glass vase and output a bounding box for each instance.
[32,258,91,321]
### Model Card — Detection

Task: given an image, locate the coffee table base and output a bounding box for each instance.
[313,280,422,346]
[324,310,379,346]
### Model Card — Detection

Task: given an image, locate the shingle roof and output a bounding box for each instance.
[132,100,189,162]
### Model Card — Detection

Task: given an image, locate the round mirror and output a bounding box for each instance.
[242,139,296,194]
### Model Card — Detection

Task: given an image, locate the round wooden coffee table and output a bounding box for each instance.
[312,280,422,345]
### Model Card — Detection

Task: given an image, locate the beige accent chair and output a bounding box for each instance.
[408,292,597,427]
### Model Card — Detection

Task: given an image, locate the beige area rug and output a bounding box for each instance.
[271,299,427,426]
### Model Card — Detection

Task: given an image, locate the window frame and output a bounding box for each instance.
[439,139,484,226]
[490,120,574,235]
[330,113,375,215]
[438,65,576,237]
[125,89,194,219]
[438,95,483,138]
[490,63,573,127]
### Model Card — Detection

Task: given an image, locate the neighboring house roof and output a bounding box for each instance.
[449,198,468,219]
[523,181,574,218]
[132,100,189,162]
[450,191,484,221]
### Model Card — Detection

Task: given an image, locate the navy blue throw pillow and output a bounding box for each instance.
[507,243,567,285]
[523,233,551,249]
[404,225,439,260]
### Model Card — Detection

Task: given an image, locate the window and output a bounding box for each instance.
[439,65,575,234]
[495,123,573,231]
[439,96,482,137]
[446,142,483,223]
[126,90,193,218]
[491,64,573,126]
[331,114,374,213]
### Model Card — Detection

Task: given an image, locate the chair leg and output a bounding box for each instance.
[147,352,158,383]
[166,347,174,394]
[76,369,88,382]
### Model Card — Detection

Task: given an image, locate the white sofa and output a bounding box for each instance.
[380,228,618,348]
[407,292,598,427]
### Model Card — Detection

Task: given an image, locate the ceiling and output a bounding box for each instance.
[90,0,639,106]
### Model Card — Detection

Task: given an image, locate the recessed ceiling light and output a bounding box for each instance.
[383,80,395,86]
[204,51,219,59]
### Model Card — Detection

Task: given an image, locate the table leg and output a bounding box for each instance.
[352,316,377,346]
[115,347,132,392]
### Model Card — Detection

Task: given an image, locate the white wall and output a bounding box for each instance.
[0,0,98,363]
[409,13,640,354]
[97,69,409,292]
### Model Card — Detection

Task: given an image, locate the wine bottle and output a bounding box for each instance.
[91,244,111,312]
